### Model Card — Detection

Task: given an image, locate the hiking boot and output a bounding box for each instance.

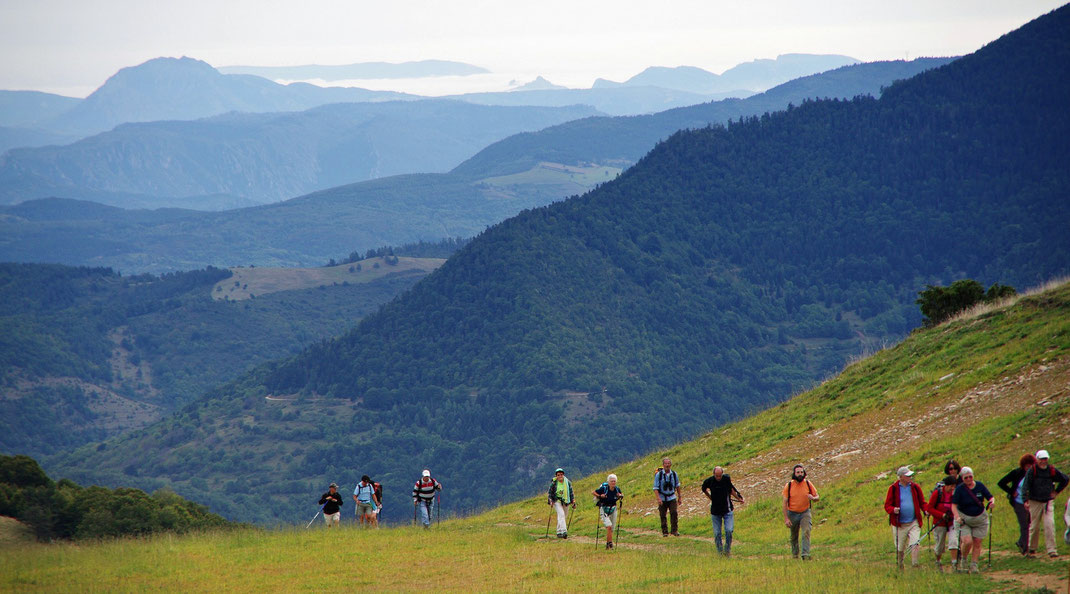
[671,532,679,537]
[562,533,568,539]
[969,562,978,574]
[662,533,668,537]
[606,542,613,550]
[1049,552,1059,558]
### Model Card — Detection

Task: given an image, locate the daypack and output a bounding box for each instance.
[654,469,679,496]
[1023,464,1058,500]
[373,481,383,505]
[594,482,621,507]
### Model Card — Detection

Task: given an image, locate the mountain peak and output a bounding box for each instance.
[512,76,567,91]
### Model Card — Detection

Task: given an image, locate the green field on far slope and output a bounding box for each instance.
[3,281,1068,592]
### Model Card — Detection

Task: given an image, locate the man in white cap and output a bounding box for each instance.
[883,466,925,568]
[1021,449,1068,557]
[412,469,442,529]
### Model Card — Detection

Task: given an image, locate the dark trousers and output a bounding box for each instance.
[1012,500,1030,553]
[658,498,679,535]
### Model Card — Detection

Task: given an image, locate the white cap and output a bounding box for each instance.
[422,469,431,477]
[896,466,914,477]
[1036,450,1050,459]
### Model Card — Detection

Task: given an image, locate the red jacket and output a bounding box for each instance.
[884,480,926,526]
[926,486,954,527]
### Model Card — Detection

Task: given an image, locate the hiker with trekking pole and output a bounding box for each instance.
[997,453,1036,555]
[884,466,925,569]
[926,475,958,570]
[653,458,681,537]
[593,474,624,550]
[782,464,819,560]
[412,469,442,529]
[951,466,995,574]
[546,468,575,539]
[701,465,744,557]
[934,459,963,569]
[317,482,344,528]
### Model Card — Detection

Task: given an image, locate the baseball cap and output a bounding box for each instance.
[422,469,431,477]
[555,468,564,474]
[896,466,914,477]
[329,482,338,488]
[1036,450,1050,459]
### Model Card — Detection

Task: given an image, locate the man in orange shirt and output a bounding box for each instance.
[782,464,819,559]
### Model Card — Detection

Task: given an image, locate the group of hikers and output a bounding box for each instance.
[313,450,1068,572]
[314,470,443,530]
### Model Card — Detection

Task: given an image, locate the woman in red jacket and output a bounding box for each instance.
[926,476,957,570]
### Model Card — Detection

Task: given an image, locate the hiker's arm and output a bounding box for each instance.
[996,470,1015,494]
[783,495,791,526]
[808,483,819,501]
[1055,469,1069,494]
[951,502,961,523]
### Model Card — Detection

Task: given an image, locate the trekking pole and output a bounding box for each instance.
[567,504,575,532]
[616,496,626,547]
[306,503,325,529]
[987,505,992,568]
[545,505,553,538]
[896,522,900,569]
[594,509,601,549]
[412,502,417,527]
[436,493,442,524]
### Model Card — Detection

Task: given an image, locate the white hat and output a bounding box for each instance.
[896,466,914,477]
[1036,450,1050,459]
[422,469,431,477]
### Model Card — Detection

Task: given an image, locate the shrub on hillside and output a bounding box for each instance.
[916,280,1016,327]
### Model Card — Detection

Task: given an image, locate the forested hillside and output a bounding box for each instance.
[0,59,954,274]
[49,7,1070,524]
[0,260,437,458]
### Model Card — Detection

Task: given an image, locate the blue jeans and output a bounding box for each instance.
[417,500,435,527]
[711,512,734,554]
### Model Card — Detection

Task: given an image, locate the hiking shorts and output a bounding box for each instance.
[958,512,988,540]
[357,501,375,515]
[599,506,618,528]
[324,512,340,526]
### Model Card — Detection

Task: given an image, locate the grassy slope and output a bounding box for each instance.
[3,282,1067,592]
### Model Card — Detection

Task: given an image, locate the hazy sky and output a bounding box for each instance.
[1,1,1064,97]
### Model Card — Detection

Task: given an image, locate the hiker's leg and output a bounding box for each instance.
[1028,500,1045,552]
[724,511,734,555]
[907,520,920,566]
[893,525,905,568]
[933,526,947,559]
[555,501,567,535]
[799,509,812,558]
[788,512,801,557]
[659,500,669,535]
[711,514,723,552]
[669,499,679,535]
[421,502,431,527]
[1041,500,1057,554]
[1012,501,1030,552]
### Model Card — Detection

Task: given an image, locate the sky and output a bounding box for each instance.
[0,0,1064,97]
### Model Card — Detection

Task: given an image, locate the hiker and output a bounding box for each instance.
[701,465,744,556]
[319,482,344,528]
[884,466,925,569]
[412,469,442,529]
[546,468,575,538]
[1021,449,1068,558]
[951,466,995,574]
[934,459,962,566]
[653,457,681,537]
[926,476,958,569]
[782,464,819,560]
[996,453,1036,554]
[353,475,379,528]
[593,474,624,549]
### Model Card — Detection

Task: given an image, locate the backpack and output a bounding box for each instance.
[373,481,383,504]
[655,469,678,496]
[786,479,815,510]
[594,482,620,507]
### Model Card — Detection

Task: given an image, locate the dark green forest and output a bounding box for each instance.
[0,454,233,541]
[0,262,432,457]
[49,8,1070,524]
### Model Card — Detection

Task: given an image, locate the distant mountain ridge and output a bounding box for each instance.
[594,53,860,94]
[41,57,417,136]
[0,100,601,208]
[218,60,489,80]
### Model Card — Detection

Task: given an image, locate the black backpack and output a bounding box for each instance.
[373,481,383,504]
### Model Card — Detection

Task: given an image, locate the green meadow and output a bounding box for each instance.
[3,281,1068,592]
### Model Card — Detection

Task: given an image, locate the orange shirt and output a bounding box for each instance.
[783,479,818,513]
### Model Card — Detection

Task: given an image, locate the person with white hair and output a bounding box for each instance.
[951,466,995,573]
[593,474,624,549]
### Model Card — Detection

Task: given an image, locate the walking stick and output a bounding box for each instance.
[306,503,325,529]
[567,504,575,532]
[545,504,553,538]
[436,493,442,524]
[594,508,601,549]
[987,506,993,568]
[896,522,900,569]
[616,496,626,547]
[412,501,417,527]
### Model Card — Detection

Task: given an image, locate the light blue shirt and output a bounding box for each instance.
[354,482,374,503]
[654,469,678,502]
[898,484,916,524]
